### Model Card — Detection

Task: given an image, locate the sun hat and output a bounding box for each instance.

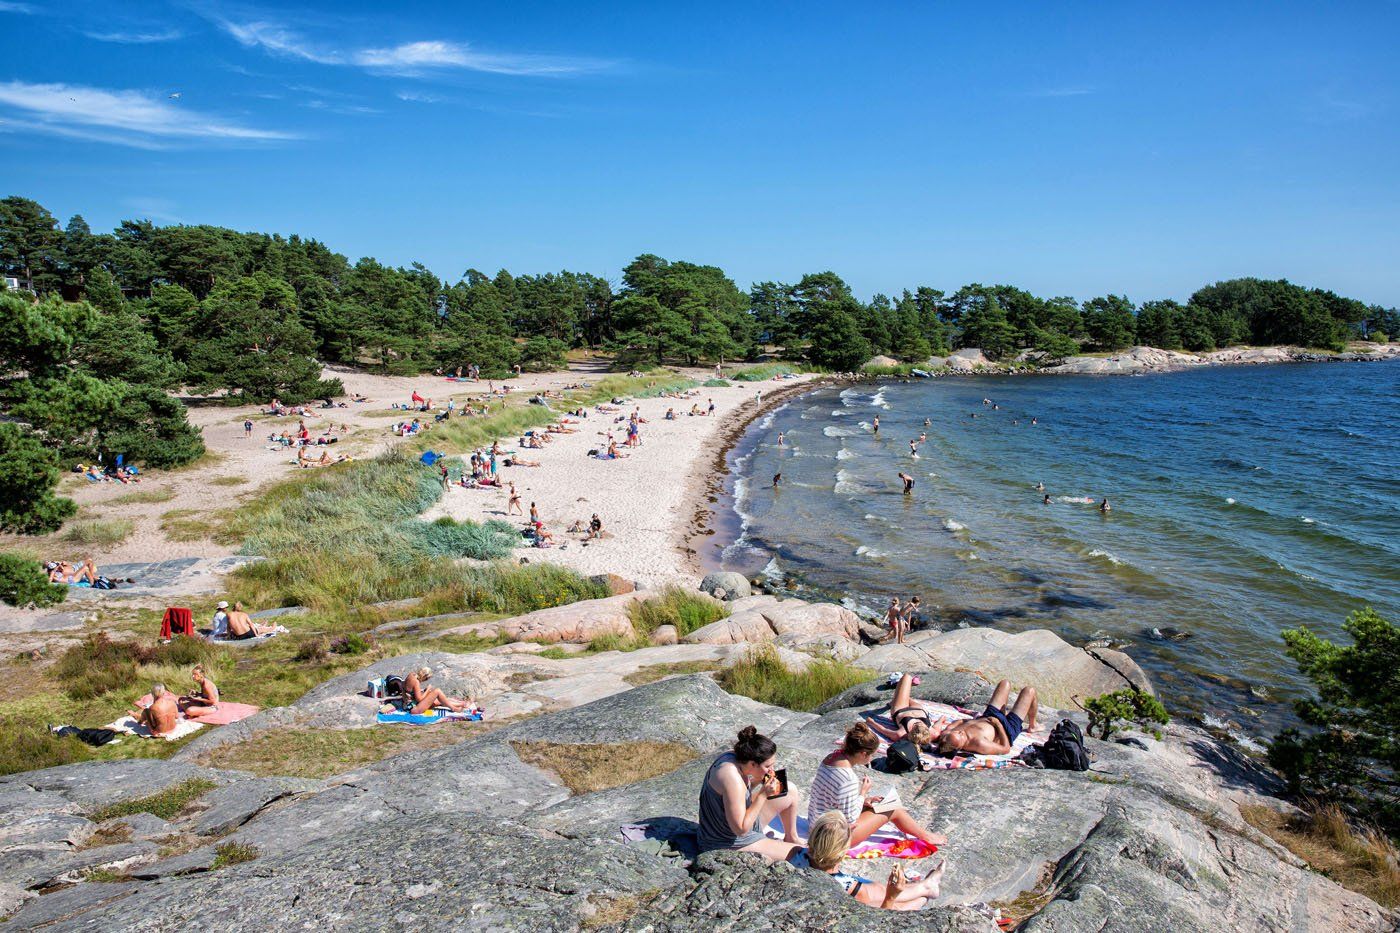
[216,601,229,609]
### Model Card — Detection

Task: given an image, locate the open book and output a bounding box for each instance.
[871,785,902,813]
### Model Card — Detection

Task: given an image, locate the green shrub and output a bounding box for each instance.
[0,553,67,607]
[54,633,221,700]
[404,516,518,560]
[718,644,871,711]
[1083,688,1170,740]
[1270,608,1400,836]
[703,378,730,387]
[89,778,217,822]
[329,632,375,656]
[211,842,259,869]
[0,722,88,776]
[586,631,650,653]
[729,363,799,382]
[627,586,726,637]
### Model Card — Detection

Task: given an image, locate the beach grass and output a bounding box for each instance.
[194,723,490,779]
[627,586,727,638]
[59,518,134,548]
[718,644,872,711]
[89,777,217,822]
[729,362,802,382]
[207,476,248,487]
[159,509,223,542]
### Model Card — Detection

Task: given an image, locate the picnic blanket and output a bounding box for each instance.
[106,715,204,742]
[376,708,483,725]
[136,696,260,726]
[764,815,935,859]
[864,701,1044,771]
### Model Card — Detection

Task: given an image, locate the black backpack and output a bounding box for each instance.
[884,739,922,774]
[383,675,406,702]
[1036,719,1091,771]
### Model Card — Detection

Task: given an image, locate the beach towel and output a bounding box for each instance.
[160,607,195,639]
[376,708,483,725]
[135,696,260,726]
[106,715,204,742]
[864,702,1044,771]
[764,816,935,859]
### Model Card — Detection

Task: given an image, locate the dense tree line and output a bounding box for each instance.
[2,192,1397,536]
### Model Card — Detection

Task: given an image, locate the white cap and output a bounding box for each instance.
[216,601,229,609]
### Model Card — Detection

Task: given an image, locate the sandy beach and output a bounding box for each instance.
[423,372,819,587]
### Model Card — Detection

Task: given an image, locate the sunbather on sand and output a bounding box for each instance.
[864,674,951,748]
[132,683,178,736]
[181,665,221,719]
[809,722,946,849]
[792,810,947,910]
[404,667,473,714]
[697,726,802,861]
[936,680,1038,757]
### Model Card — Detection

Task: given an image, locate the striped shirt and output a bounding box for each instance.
[808,761,862,825]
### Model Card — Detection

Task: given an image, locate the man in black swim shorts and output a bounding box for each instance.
[935,680,1038,757]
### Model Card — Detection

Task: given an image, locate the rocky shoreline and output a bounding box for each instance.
[918,341,1400,376]
[0,582,1392,931]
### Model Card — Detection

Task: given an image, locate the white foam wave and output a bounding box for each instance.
[823,426,858,437]
[855,545,888,559]
[1299,516,1314,524]
[1225,497,1236,505]
[836,447,856,460]
[941,518,967,533]
[957,551,980,561]
[1087,548,1123,566]
[1055,496,1096,504]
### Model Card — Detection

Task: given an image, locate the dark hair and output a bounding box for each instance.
[733,725,777,764]
[842,721,881,756]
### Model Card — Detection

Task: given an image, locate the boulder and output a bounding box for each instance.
[589,572,636,595]
[685,610,775,645]
[650,624,679,646]
[925,355,948,369]
[909,627,1151,706]
[774,632,867,662]
[763,602,861,640]
[496,592,645,643]
[813,671,993,714]
[946,348,992,371]
[699,572,751,601]
[862,355,901,370]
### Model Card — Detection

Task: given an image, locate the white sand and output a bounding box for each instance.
[3,361,813,592]
[423,374,817,587]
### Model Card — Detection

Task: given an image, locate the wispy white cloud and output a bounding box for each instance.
[0,2,35,13]
[84,28,185,44]
[397,90,444,104]
[212,15,612,77]
[1028,85,1095,98]
[0,81,297,147]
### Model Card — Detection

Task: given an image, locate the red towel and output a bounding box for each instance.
[161,607,194,639]
[411,391,424,402]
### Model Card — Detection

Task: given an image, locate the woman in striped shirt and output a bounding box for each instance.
[807,721,947,849]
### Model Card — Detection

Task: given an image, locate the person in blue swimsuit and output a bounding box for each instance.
[790,810,947,910]
[936,679,1039,757]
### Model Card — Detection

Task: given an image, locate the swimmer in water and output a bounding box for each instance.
[1042,494,1052,505]
[909,439,919,456]
[982,398,991,406]
[899,472,915,495]
[918,432,926,443]
[1099,498,1111,513]
[924,418,931,427]
[778,432,785,447]
[873,415,880,433]
[1031,417,1038,425]
[773,472,782,488]
[1035,482,1045,492]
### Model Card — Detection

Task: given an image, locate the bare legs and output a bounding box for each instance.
[738,788,803,861]
[1011,685,1039,732]
[850,807,946,848]
[854,860,947,911]
[890,674,914,716]
[411,688,471,715]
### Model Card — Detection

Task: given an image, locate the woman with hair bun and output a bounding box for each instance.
[697,725,802,861]
[808,721,945,849]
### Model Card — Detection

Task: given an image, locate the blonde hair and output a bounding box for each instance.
[841,720,880,757]
[907,721,933,747]
[806,810,852,871]
[417,667,433,680]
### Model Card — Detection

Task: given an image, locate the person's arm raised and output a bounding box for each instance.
[719,764,771,836]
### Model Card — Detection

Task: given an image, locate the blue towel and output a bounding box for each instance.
[376,709,482,725]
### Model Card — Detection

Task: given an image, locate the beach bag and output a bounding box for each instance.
[1038,720,1090,771]
[884,739,922,774]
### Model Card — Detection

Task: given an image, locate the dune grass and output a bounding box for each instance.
[160,509,223,542]
[627,586,726,638]
[729,362,802,381]
[217,370,695,614]
[59,518,134,548]
[207,476,248,487]
[718,644,872,711]
[1241,803,1400,907]
[54,633,226,701]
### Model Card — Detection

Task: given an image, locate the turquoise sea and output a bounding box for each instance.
[717,362,1400,743]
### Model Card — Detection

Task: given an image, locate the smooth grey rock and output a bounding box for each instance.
[0,812,96,850]
[0,610,87,634]
[2,879,138,928]
[0,841,157,890]
[0,760,226,810]
[0,785,83,820]
[104,813,176,841]
[52,817,694,932]
[813,671,993,714]
[699,572,751,601]
[179,777,310,836]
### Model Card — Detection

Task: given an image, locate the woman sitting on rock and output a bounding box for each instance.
[808,721,946,849]
[697,726,802,861]
[404,667,474,715]
[792,810,946,910]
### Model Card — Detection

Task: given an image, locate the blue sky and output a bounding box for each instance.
[1,1,1396,305]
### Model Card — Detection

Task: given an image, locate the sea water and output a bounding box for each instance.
[719,363,1400,739]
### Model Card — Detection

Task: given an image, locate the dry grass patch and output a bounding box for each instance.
[195,723,487,779]
[112,487,177,505]
[208,476,249,487]
[989,862,1057,928]
[159,509,222,542]
[581,891,664,929]
[89,778,217,822]
[623,660,724,687]
[59,518,134,548]
[1241,803,1400,908]
[510,740,697,795]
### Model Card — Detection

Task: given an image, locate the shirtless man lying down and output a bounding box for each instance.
[936,680,1038,757]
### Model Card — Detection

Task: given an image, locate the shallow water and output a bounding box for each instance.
[719,363,1400,739]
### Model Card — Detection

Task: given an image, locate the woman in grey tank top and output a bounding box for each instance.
[696,726,803,861]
